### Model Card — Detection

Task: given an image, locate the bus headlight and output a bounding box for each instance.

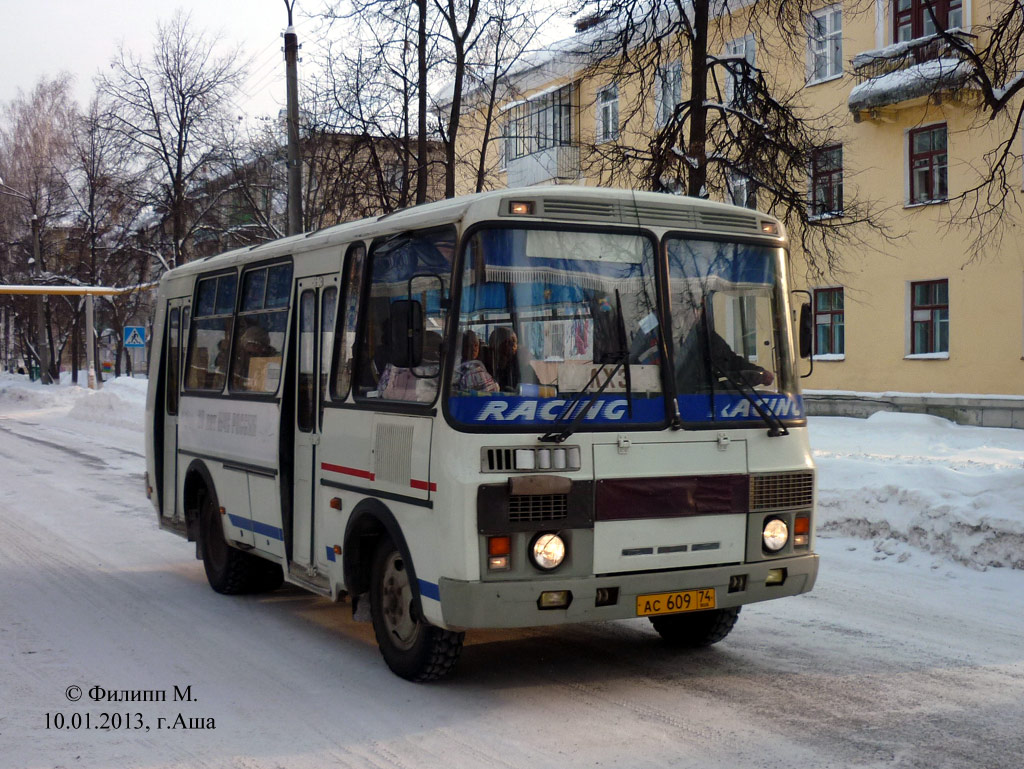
[530,533,566,571]
[762,519,789,552]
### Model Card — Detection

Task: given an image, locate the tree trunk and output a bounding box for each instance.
[70,311,80,385]
[685,0,710,198]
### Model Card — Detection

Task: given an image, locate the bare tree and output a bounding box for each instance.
[63,94,149,382]
[566,0,896,279]
[0,75,77,379]
[99,10,247,270]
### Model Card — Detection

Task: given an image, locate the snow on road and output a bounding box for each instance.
[0,374,1022,769]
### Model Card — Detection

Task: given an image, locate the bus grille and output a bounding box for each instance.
[508,494,569,523]
[481,446,582,473]
[750,472,815,511]
[695,210,761,231]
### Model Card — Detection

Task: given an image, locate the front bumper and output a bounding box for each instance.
[438,552,818,629]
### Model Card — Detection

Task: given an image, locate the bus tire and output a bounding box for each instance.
[369,539,464,682]
[649,606,741,648]
[198,485,279,595]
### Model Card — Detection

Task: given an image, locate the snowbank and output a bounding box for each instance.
[0,372,146,429]
[811,412,1024,570]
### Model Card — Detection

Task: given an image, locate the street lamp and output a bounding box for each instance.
[0,175,53,384]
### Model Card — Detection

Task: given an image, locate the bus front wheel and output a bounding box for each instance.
[199,486,282,595]
[649,606,741,648]
[369,539,464,682]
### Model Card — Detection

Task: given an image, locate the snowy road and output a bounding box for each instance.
[1,378,1023,769]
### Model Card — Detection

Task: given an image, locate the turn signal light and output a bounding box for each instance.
[794,514,810,547]
[488,536,511,556]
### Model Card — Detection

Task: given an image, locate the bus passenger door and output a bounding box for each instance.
[162,299,189,523]
[291,275,338,574]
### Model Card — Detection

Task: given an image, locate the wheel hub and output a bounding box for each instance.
[381,552,420,650]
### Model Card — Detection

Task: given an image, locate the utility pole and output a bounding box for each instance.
[284,0,302,236]
[30,216,52,384]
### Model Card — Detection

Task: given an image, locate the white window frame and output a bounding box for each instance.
[728,171,756,209]
[654,61,682,127]
[724,35,756,107]
[807,5,843,84]
[596,83,619,143]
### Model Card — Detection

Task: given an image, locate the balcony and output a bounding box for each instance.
[848,30,977,120]
[506,144,581,188]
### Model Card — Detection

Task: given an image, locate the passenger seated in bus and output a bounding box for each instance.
[379,331,442,401]
[675,306,773,392]
[232,323,278,391]
[453,330,498,393]
[488,327,520,392]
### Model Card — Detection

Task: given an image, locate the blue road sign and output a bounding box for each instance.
[124,326,146,348]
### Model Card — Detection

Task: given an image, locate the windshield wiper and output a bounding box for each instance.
[540,290,633,444]
[539,354,627,443]
[709,359,789,437]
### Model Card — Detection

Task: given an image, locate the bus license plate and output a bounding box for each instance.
[636,588,716,617]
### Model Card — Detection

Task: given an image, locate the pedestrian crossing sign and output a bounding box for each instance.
[124,326,146,348]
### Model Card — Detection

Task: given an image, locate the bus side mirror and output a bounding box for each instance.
[799,302,813,359]
[389,300,424,368]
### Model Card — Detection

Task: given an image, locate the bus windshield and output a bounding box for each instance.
[666,238,801,424]
[448,227,666,429]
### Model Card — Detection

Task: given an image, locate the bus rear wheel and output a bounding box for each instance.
[649,606,741,648]
[199,486,282,595]
[369,539,464,682]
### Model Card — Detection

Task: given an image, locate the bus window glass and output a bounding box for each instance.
[266,264,292,308]
[230,263,292,394]
[332,244,366,401]
[185,273,237,391]
[297,290,316,432]
[166,307,180,415]
[449,228,665,429]
[320,285,337,423]
[666,239,798,423]
[358,228,454,403]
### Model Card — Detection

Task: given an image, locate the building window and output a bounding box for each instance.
[910,279,949,354]
[504,85,573,162]
[909,124,948,203]
[895,0,962,42]
[808,6,843,83]
[725,35,756,107]
[596,84,619,143]
[655,61,682,127]
[729,172,757,209]
[810,145,844,216]
[814,287,845,356]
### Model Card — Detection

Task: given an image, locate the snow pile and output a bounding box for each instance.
[66,378,147,429]
[811,412,1024,570]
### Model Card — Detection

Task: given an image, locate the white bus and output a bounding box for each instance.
[145,187,819,681]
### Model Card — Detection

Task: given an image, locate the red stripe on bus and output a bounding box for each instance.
[410,479,436,492]
[321,462,375,481]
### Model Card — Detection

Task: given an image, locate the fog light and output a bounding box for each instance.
[530,532,566,571]
[766,568,787,586]
[538,590,571,609]
[762,518,789,551]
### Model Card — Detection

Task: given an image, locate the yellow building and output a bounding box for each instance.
[453,1,1024,420]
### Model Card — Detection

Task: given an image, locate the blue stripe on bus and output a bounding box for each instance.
[418,579,441,602]
[227,514,284,541]
[325,546,336,562]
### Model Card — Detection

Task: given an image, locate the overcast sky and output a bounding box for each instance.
[0,0,304,119]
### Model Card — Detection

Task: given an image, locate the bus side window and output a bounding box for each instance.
[297,289,316,432]
[331,243,366,400]
[229,262,292,394]
[356,227,454,403]
[185,273,237,392]
[319,285,337,426]
[166,307,180,415]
